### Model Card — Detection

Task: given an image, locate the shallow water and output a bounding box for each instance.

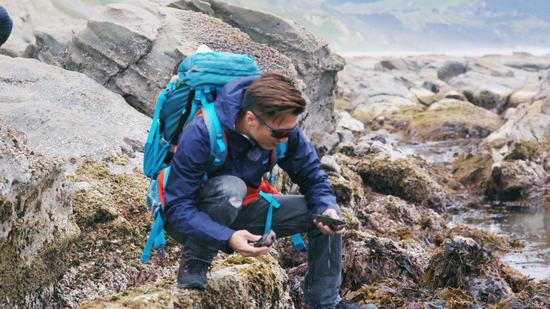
[400,138,550,281]
[449,206,550,281]
[399,138,481,168]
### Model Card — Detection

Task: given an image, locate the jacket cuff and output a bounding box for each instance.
[219,228,236,253]
[312,203,340,215]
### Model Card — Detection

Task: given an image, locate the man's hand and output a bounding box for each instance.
[228,230,270,257]
[313,208,346,235]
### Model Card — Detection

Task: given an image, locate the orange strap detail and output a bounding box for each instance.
[157,168,167,205]
[243,178,279,206]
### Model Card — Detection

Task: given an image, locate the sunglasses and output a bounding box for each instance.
[251,111,297,139]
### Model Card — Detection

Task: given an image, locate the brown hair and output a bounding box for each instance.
[240,73,306,121]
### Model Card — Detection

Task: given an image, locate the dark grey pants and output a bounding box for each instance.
[165,175,342,308]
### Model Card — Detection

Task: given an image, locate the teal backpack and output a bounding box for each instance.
[141,51,306,263]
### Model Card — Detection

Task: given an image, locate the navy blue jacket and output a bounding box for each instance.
[164,76,337,250]
[0,6,12,47]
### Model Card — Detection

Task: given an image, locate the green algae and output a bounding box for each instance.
[452,151,494,190]
[504,140,542,161]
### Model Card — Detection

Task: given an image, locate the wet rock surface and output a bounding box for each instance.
[0,122,79,307]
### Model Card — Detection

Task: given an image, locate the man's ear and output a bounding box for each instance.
[245,111,257,127]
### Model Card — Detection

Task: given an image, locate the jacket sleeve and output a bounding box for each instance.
[278,128,339,215]
[163,119,235,250]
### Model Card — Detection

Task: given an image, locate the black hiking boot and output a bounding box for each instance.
[336,300,378,309]
[177,255,211,290]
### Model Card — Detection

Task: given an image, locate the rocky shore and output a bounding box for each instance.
[1,0,549,308]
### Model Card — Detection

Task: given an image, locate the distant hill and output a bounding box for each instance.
[221,0,550,54]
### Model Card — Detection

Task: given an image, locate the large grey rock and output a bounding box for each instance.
[339,69,415,109]
[342,68,421,127]
[483,53,550,72]
[474,93,550,201]
[486,160,547,201]
[507,88,538,108]
[168,0,345,137]
[437,60,467,82]
[484,94,550,148]
[410,87,435,105]
[0,0,87,57]
[448,71,525,111]
[337,111,364,132]
[27,27,76,67]
[422,79,447,93]
[32,2,296,116]
[407,99,503,141]
[0,1,175,57]
[0,56,150,161]
[0,122,79,307]
[374,57,418,72]
[466,57,515,78]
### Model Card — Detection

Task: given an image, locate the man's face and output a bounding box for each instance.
[247,111,299,150]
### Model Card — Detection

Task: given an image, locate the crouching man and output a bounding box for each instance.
[164,73,367,309]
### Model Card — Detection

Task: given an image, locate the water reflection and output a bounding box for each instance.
[450,206,550,281]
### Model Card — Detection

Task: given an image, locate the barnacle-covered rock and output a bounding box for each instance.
[342,230,423,291]
[356,152,450,211]
[80,255,293,309]
[0,123,79,307]
[424,236,513,304]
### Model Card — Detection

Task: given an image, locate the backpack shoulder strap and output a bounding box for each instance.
[198,87,228,173]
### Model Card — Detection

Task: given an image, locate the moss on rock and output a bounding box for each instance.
[443,225,523,254]
[356,193,446,248]
[424,236,513,304]
[68,156,148,233]
[0,123,79,307]
[504,140,542,161]
[497,279,550,308]
[452,151,494,191]
[53,156,183,307]
[406,99,502,141]
[356,153,448,211]
[342,231,423,291]
[327,154,365,207]
[80,255,294,308]
[0,234,75,307]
